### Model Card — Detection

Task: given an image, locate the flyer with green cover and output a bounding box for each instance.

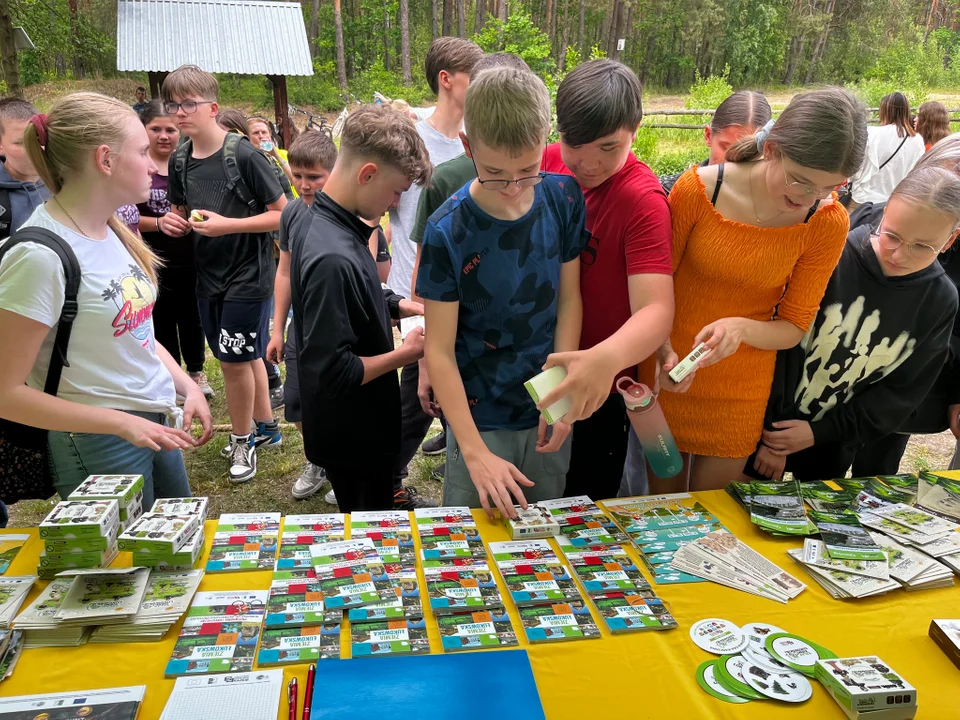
[350,618,429,657]
[256,625,340,665]
[809,510,890,561]
[518,601,601,642]
[749,481,816,535]
[437,609,518,652]
[589,592,677,633]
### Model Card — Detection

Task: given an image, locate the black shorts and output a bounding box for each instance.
[199,298,270,363]
[283,322,301,423]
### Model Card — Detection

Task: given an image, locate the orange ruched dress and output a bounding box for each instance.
[659,167,849,458]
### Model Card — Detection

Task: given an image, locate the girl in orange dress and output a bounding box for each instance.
[653,88,868,492]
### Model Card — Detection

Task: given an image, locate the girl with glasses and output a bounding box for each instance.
[752,164,960,480]
[651,88,867,492]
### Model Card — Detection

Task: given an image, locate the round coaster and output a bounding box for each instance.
[713,654,766,700]
[690,618,750,655]
[741,621,788,649]
[765,632,838,677]
[742,643,793,674]
[741,660,813,703]
[696,660,750,704]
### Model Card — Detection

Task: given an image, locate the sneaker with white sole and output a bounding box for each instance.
[220,421,281,457]
[421,431,447,456]
[228,434,257,483]
[270,386,285,411]
[189,371,215,399]
[292,463,328,500]
[324,489,338,505]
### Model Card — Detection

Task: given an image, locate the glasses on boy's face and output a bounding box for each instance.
[872,224,945,259]
[163,100,214,115]
[780,153,837,199]
[470,156,545,191]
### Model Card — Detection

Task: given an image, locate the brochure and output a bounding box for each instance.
[425,567,502,614]
[590,592,677,633]
[206,532,278,572]
[787,549,900,599]
[0,536,30,575]
[265,578,340,628]
[749,480,816,535]
[215,513,281,534]
[518,601,600,642]
[499,562,582,606]
[164,590,268,676]
[800,538,890,580]
[0,686,145,720]
[808,509,886,561]
[256,625,340,665]
[282,513,346,537]
[436,609,518,652]
[350,618,429,657]
[413,507,476,526]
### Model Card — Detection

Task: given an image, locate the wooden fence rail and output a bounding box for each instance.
[645,107,960,130]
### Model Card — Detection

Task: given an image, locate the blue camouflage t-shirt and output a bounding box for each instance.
[416,173,589,432]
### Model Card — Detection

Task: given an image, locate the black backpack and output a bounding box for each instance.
[0,188,11,239]
[172,133,293,214]
[0,227,81,503]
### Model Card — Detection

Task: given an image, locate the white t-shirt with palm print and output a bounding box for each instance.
[0,204,176,414]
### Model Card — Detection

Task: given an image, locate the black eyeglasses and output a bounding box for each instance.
[163,100,214,115]
[470,156,545,191]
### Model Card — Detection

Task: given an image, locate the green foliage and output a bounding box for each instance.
[853,29,945,107]
[686,67,733,109]
[349,60,433,107]
[472,10,555,77]
[632,124,705,176]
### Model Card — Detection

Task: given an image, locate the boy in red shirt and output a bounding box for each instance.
[538,59,674,499]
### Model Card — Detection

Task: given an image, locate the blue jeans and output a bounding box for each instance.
[47,411,191,510]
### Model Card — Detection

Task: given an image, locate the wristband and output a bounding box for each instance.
[156,217,161,233]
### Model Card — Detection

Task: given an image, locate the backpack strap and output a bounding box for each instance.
[222,133,260,212]
[173,138,192,209]
[0,227,81,396]
[0,188,11,239]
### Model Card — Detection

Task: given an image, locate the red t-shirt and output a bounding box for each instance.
[541,143,672,385]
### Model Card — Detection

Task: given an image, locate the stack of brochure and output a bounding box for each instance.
[350,511,416,563]
[0,686,146,720]
[164,590,268,676]
[538,496,631,549]
[133,498,208,570]
[604,493,722,584]
[0,577,36,629]
[91,569,204,642]
[13,577,92,647]
[0,630,24,683]
[490,539,600,644]
[670,529,806,603]
[205,513,280,572]
[276,514,345,570]
[53,567,151,626]
[731,480,818,536]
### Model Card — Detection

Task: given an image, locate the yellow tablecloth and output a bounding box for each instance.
[1,490,958,719]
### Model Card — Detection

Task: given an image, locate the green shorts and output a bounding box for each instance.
[442,425,571,508]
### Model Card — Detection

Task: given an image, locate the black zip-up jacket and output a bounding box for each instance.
[291,192,402,470]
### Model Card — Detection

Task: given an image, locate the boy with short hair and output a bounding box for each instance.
[0,98,49,240]
[292,104,432,512]
[418,68,590,519]
[387,36,483,503]
[133,86,148,115]
[535,59,675,500]
[163,64,288,484]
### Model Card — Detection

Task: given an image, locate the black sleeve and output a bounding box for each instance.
[848,202,885,231]
[239,145,284,207]
[297,255,367,397]
[382,287,402,320]
[760,345,806,430]
[376,228,390,262]
[810,292,959,446]
[278,201,301,252]
[167,153,185,207]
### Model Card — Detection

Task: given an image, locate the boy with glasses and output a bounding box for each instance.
[163,64,287,484]
[417,67,589,519]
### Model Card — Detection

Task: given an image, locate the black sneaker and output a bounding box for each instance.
[228,434,257,484]
[430,465,445,483]
[393,486,438,510]
[421,431,447,456]
[270,386,285,411]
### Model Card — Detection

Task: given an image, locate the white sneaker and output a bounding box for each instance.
[228,435,257,484]
[324,489,337,505]
[291,463,328,500]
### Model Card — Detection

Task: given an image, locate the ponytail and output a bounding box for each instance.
[23,92,160,287]
[725,87,867,177]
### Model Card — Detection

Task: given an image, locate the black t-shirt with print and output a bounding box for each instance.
[167,137,283,301]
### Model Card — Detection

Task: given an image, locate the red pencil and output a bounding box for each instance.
[288,678,298,720]
[302,663,316,720]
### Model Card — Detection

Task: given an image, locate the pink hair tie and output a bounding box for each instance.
[29,114,49,150]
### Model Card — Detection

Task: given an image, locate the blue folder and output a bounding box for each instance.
[310,649,545,720]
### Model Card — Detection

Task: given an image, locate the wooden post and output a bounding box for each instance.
[268,74,291,149]
[147,71,168,99]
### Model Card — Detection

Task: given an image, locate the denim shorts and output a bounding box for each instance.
[47,410,192,510]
